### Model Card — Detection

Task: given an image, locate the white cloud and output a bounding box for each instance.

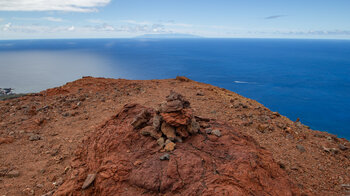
[68,26,75,31]
[0,18,3,22]
[12,17,64,22]
[87,19,105,24]
[1,23,69,33]
[120,20,151,25]
[2,23,11,31]
[100,24,114,31]
[162,22,193,28]
[87,23,116,31]
[120,20,195,32]
[0,0,111,12]
[253,29,350,36]
[43,17,63,22]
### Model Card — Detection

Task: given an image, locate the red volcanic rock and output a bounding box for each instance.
[0,137,14,145]
[160,123,176,141]
[131,108,152,129]
[140,126,162,139]
[161,109,193,127]
[175,126,189,138]
[161,100,183,112]
[54,104,300,196]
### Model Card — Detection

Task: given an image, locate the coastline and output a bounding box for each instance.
[0,93,28,101]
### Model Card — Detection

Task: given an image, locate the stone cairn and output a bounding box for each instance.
[131,91,201,152]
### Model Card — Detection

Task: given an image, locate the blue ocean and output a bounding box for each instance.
[0,38,350,139]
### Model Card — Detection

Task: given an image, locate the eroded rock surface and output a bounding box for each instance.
[54,93,300,196]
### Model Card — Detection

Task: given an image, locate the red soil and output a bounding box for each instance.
[0,76,349,195]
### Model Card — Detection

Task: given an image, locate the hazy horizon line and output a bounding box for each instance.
[1,36,350,41]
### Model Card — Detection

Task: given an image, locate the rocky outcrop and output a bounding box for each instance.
[129,91,201,152]
[0,88,14,95]
[54,92,300,195]
[2,77,348,195]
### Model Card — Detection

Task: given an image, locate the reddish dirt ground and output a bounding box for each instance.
[0,76,349,195]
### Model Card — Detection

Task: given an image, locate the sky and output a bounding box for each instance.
[0,0,350,39]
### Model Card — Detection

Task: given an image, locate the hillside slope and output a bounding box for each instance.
[0,76,349,195]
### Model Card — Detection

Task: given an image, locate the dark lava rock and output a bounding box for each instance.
[140,126,162,139]
[165,91,190,108]
[196,91,204,96]
[28,134,41,141]
[205,128,212,134]
[296,145,306,153]
[6,170,20,178]
[339,144,348,151]
[152,114,162,131]
[131,109,151,129]
[159,153,170,161]
[212,129,222,137]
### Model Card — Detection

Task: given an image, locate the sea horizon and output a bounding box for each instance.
[1,37,350,41]
[1,1,350,194]
[1,38,349,139]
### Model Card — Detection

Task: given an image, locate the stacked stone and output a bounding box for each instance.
[131,91,200,152]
